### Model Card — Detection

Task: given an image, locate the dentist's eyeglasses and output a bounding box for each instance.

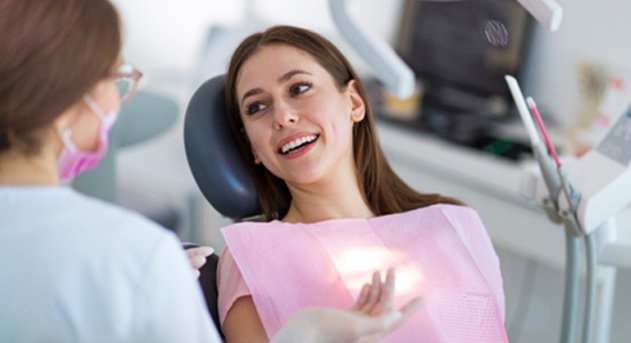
[114,63,143,102]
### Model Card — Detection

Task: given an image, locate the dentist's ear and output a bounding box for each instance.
[51,100,84,132]
[346,79,365,123]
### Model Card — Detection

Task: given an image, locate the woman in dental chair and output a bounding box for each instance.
[217,25,509,343]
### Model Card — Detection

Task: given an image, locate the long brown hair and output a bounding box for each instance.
[224,25,463,220]
[0,0,121,155]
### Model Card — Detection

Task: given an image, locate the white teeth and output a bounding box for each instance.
[281,135,317,154]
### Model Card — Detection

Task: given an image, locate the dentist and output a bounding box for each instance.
[0,0,218,341]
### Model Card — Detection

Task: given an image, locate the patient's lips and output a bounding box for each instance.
[278,133,319,159]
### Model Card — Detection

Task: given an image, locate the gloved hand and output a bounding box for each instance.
[183,245,214,278]
[271,268,423,343]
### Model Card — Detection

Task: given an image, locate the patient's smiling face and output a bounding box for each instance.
[236,44,364,188]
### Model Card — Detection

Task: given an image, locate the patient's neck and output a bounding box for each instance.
[282,178,373,224]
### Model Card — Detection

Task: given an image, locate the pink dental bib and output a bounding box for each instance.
[220,204,508,342]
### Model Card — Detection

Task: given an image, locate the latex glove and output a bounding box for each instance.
[271,268,423,343]
[184,245,214,278]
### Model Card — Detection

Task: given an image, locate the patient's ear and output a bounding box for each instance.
[241,127,261,164]
[346,80,366,123]
[252,150,261,164]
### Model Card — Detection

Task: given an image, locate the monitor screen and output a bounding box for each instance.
[396,0,531,115]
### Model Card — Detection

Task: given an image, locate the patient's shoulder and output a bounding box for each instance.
[217,247,251,325]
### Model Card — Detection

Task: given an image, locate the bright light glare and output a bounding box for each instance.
[332,247,425,300]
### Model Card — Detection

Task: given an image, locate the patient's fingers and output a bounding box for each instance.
[351,269,400,315]
[190,255,207,269]
[187,246,214,257]
[382,268,396,305]
[369,268,396,315]
[185,246,214,271]
[361,271,382,313]
[351,283,371,311]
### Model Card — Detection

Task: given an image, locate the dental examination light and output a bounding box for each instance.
[507,75,631,343]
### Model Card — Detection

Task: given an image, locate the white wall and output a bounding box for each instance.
[110,0,404,86]
[111,0,631,130]
[110,0,245,72]
[521,0,631,128]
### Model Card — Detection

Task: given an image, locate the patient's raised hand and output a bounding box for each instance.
[271,268,423,343]
[352,268,396,316]
[183,245,214,278]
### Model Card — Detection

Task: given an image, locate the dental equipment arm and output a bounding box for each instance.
[328,0,415,98]
[506,75,583,343]
[520,103,631,235]
[508,73,631,343]
[506,75,563,222]
[516,0,563,31]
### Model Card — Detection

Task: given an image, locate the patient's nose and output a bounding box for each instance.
[273,102,299,130]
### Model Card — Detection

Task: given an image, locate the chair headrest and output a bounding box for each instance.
[184,75,259,219]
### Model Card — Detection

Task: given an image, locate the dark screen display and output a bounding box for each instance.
[397,0,531,102]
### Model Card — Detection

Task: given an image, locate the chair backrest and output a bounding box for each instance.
[183,75,259,220]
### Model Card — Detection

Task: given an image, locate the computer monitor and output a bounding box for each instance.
[396,0,532,118]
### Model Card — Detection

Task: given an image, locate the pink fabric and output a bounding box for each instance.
[217,248,250,324]
[217,204,508,342]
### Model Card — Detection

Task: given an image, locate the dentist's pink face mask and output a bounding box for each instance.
[57,94,118,181]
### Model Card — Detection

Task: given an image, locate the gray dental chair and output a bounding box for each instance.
[184,75,259,220]
[183,75,260,339]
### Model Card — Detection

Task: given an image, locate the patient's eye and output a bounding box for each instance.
[245,101,267,116]
[289,82,311,96]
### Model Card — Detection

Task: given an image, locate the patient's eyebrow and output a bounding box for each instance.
[278,69,311,83]
[241,88,263,106]
[240,69,313,106]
